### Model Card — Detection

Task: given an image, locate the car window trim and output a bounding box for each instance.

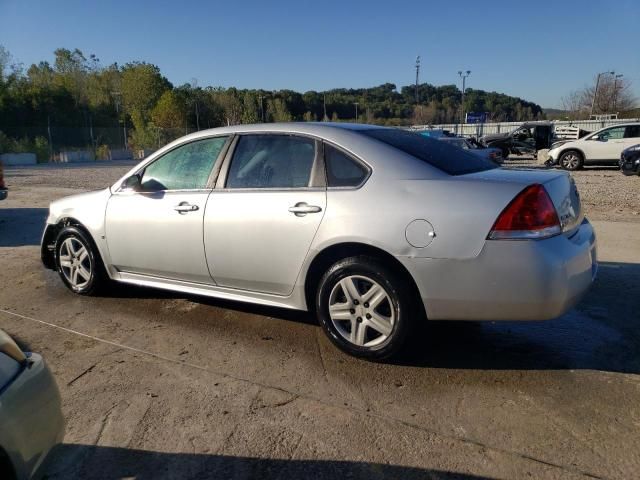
[216,133,325,191]
[116,134,232,194]
[322,140,371,190]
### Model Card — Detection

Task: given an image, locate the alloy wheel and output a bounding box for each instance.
[561,153,580,170]
[59,237,92,290]
[328,275,395,348]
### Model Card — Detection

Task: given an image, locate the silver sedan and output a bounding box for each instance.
[0,330,64,479]
[41,123,597,359]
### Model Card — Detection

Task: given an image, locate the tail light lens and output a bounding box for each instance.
[488,184,561,240]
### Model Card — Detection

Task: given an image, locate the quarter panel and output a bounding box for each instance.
[312,176,526,261]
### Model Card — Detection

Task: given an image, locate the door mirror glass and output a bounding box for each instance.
[121,174,141,191]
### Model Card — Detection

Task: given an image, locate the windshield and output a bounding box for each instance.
[359,129,497,175]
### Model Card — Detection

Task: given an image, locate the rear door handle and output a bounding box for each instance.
[288,202,322,216]
[174,202,199,214]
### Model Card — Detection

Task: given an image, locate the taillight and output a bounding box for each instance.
[488,184,561,240]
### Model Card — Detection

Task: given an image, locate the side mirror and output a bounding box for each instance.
[121,174,141,191]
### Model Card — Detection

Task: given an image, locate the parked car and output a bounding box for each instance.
[418,129,456,139]
[620,144,640,176]
[0,329,64,480]
[437,136,503,164]
[0,159,7,200]
[41,123,596,360]
[547,123,640,171]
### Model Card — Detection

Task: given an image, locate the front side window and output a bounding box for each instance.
[625,125,640,138]
[325,144,368,187]
[141,136,228,191]
[599,127,625,140]
[226,135,315,189]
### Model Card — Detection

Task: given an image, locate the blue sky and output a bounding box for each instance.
[1,0,639,108]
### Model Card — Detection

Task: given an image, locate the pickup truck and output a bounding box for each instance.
[479,121,590,159]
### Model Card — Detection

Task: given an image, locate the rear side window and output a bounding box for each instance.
[625,125,640,138]
[325,144,368,187]
[358,129,497,175]
[226,135,315,189]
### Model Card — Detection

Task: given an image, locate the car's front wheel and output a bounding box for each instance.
[316,256,416,360]
[559,150,583,171]
[55,226,108,295]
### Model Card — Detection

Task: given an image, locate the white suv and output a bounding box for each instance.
[548,123,640,170]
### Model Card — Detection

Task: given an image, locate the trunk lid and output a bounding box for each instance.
[462,168,583,235]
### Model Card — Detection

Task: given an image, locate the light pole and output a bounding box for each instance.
[613,73,623,111]
[590,71,614,116]
[458,70,471,125]
[415,56,421,104]
[354,102,359,123]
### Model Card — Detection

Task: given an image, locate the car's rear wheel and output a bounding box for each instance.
[315,256,416,360]
[560,150,583,171]
[501,147,510,160]
[55,226,108,295]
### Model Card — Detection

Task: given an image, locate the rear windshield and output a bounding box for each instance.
[359,128,497,175]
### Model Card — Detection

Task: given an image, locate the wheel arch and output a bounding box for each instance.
[303,242,424,318]
[41,217,107,273]
[558,147,585,162]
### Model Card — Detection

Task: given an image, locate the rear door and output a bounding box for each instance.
[204,134,326,295]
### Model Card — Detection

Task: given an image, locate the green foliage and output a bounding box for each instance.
[151,90,185,129]
[95,144,110,160]
[0,130,49,161]
[0,45,547,158]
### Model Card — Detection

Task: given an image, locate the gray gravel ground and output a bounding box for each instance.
[1,160,639,479]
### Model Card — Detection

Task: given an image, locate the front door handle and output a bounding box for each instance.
[174,202,199,214]
[288,202,322,217]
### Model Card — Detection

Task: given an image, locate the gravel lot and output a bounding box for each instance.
[1,160,639,479]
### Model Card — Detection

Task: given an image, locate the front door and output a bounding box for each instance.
[105,136,229,283]
[584,126,626,162]
[204,134,326,295]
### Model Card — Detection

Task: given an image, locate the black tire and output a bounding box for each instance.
[315,255,417,360]
[501,147,510,160]
[54,226,109,295]
[559,150,583,171]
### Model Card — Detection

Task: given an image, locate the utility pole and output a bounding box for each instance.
[613,73,623,111]
[323,94,328,121]
[354,102,359,122]
[458,70,471,125]
[111,91,126,150]
[415,56,421,104]
[590,71,614,116]
[258,95,266,122]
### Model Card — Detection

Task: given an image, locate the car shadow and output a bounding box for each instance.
[45,444,485,480]
[99,261,640,374]
[0,208,48,247]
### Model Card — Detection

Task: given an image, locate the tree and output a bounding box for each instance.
[267,98,292,122]
[242,92,259,124]
[151,90,186,129]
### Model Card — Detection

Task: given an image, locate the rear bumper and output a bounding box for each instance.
[400,219,597,321]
